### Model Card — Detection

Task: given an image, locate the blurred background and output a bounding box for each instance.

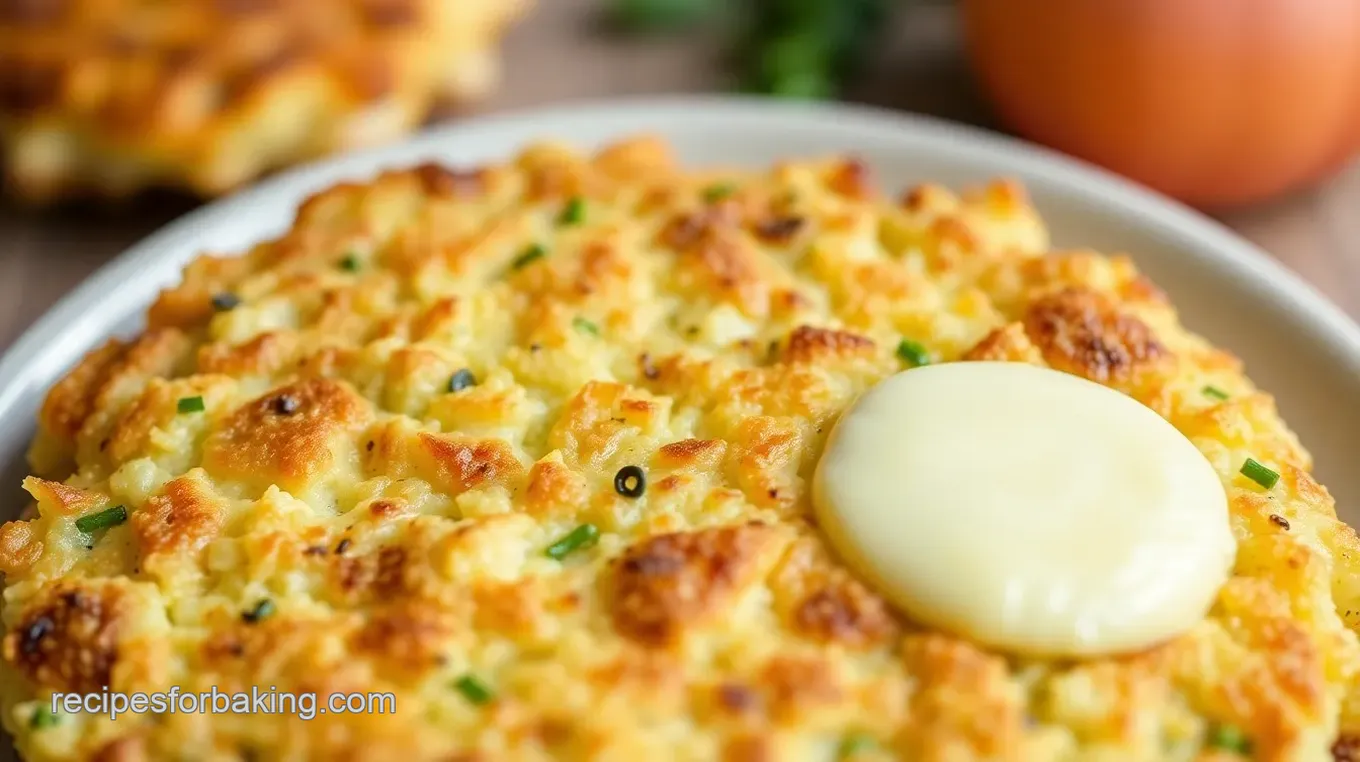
[2,0,1358,348]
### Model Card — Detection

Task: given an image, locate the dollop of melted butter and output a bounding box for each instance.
[813,361,1235,657]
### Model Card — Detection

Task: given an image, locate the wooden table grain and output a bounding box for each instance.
[1,0,1357,352]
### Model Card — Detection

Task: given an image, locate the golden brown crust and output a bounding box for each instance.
[350,600,460,676]
[36,338,127,446]
[89,735,147,762]
[961,322,1045,364]
[21,476,106,517]
[0,0,531,200]
[899,634,1025,761]
[772,540,899,651]
[2,138,1354,762]
[131,471,226,564]
[3,581,129,693]
[411,432,525,497]
[196,331,299,377]
[0,519,42,577]
[33,329,192,475]
[780,325,876,365]
[1021,286,1169,386]
[147,254,258,329]
[203,378,371,492]
[656,438,728,470]
[522,456,588,518]
[610,524,788,646]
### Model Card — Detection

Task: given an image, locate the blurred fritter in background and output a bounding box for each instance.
[0,0,530,201]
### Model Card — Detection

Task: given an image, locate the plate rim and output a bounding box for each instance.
[2,94,1357,424]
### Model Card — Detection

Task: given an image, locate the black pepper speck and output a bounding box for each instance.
[271,395,299,415]
[614,466,647,499]
[21,616,53,656]
[448,368,476,393]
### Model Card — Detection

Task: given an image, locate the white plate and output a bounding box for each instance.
[1,95,1358,520]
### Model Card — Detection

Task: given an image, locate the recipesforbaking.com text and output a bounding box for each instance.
[48,686,396,721]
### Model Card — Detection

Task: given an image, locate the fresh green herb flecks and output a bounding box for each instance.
[30,704,59,730]
[241,598,276,624]
[75,505,127,534]
[738,0,890,100]
[609,0,716,30]
[545,524,600,560]
[512,243,547,270]
[837,733,876,758]
[1207,723,1252,755]
[339,253,361,272]
[177,396,205,414]
[896,338,930,367]
[1202,385,1230,401]
[608,0,890,100]
[448,368,477,393]
[559,196,586,226]
[702,182,736,203]
[572,317,600,336]
[1240,458,1280,490]
[453,674,494,705]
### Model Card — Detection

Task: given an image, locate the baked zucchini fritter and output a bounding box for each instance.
[3,137,1360,761]
[0,0,530,201]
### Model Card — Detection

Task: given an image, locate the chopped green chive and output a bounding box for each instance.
[1202,385,1230,401]
[448,368,477,393]
[75,505,127,534]
[339,253,361,272]
[545,524,600,560]
[559,196,586,226]
[572,317,600,336]
[838,733,876,758]
[210,292,241,311]
[1240,458,1280,490]
[177,396,205,414]
[30,704,58,730]
[896,338,931,367]
[1207,723,1251,755]
[242,598,276,624]
[512,243,546,270]
[702,182,736,203]
[453,674,494,705]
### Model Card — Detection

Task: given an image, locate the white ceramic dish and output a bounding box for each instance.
[0,95,1358,525]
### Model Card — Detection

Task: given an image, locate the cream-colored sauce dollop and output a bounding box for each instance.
[813,361,1235,657]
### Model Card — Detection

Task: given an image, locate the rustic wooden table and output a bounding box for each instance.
[2,0,1357,351]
